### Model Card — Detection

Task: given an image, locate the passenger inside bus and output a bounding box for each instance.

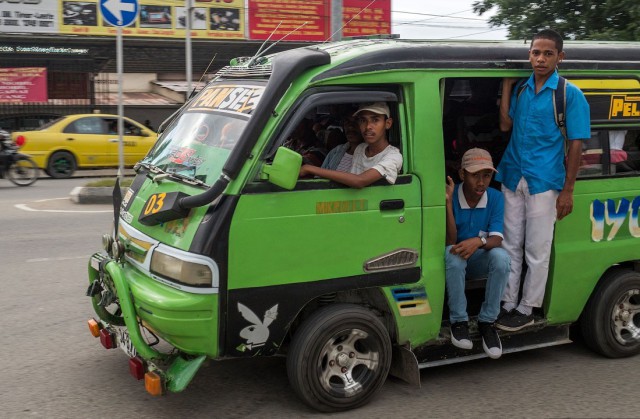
[299,102,402,188]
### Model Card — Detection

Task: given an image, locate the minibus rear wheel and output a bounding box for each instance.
[581,268,640,358]
[286,303,391,412]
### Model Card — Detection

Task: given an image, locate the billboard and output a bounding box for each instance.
[60,0,245,39]
[0,67,48,103]
[0,1,391,41]
[0,0,57,33]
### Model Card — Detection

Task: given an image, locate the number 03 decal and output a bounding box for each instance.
[144,193,166,215]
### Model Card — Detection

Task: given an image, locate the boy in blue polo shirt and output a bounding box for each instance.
[496,29,591,332]
[445,148,510,359]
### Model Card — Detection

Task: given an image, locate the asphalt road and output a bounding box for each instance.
[1,176,639,418]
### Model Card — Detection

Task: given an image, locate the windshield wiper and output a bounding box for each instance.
[165,171,208,187]
[136,161,168,181]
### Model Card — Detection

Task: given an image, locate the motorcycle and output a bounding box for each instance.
[0,130,39,186]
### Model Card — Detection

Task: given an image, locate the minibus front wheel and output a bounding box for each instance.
[581,268,640,358]
[286,303,392,412]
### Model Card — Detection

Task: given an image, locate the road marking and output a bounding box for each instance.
[27,255,91,263]
[15,197,111,213]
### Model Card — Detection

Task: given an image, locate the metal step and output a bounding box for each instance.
[415,321,571,368]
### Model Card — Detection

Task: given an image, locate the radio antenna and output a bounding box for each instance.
[188,53,217,100]
[250,21,283,64]
[323,0,377,44]
[248,21,308,66]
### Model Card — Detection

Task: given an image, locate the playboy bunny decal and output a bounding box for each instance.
[237,302,279,352]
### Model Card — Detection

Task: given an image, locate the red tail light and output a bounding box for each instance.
[129,356,146,380]
[15,135,25,147]
[99,329,115,349]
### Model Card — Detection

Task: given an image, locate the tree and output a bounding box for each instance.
[472,0,640,41]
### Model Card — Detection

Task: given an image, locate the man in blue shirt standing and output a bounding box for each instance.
[446,148,510,359]
[496,29,591,332]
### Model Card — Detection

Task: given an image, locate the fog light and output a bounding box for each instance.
[102,234,113,255]
[145,371,163,396]
[99,329,115,349]
[129,356,145,380]
[88,318,101,337]
[111,239,124,260]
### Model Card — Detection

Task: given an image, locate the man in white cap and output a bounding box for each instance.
[445,148,511,359]
[299,102,402,188]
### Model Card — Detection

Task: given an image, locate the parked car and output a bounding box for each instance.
[11,114,157,178]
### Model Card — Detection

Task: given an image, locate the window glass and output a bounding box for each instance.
[282,101,400,172]
[65,117,106,134]
[578,129,640,177]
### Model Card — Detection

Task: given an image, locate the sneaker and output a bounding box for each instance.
[495,310,534,332]
[497,307,512,320]
[478,322,502,359]
[450,321,473,350]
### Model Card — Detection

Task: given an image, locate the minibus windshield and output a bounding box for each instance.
[141,81,266,186]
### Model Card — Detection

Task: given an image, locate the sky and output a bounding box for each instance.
[390,0,509,40]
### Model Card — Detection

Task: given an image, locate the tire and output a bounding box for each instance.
[286,304,392,412]
[580,268,640,358]
[46,151,76,178]
[7,156,39,186]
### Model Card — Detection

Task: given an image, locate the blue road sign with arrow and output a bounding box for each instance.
[100,0,139,27]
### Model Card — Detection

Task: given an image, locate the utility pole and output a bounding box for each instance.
[331,0,343,41]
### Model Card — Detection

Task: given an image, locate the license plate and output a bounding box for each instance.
[90,255,101,271]
[114,326,137,358]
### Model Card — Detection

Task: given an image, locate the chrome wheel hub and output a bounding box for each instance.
[611,289,640,345]
[318,328,380,397]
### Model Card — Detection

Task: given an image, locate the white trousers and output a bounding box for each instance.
[501,178,558,308]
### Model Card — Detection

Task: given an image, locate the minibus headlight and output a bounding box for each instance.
[150,250,212,287]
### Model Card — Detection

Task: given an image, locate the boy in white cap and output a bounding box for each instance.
[299,102,402,188]
[445,148,511,359]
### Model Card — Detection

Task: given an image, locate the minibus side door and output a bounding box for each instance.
[224,90,423,356]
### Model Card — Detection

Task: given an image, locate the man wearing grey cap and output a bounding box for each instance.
[299,102,402,188]
[445,148,511,359]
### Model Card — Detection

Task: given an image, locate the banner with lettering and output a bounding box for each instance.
[343,0,390,38]
[248,0,330,41]
[0,67,48,103]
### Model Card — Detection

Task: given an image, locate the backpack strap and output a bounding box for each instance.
[515,78,527,100]
[553,76,568,142]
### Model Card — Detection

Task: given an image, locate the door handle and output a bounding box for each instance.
[109,139,119,143]
[380,199,404,211]
[66,137,74,141]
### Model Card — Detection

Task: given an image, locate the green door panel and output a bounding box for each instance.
[228,176,422,290]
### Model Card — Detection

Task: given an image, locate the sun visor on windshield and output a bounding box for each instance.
[187,84,266,115]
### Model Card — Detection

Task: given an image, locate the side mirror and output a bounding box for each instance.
[260,147,302,190]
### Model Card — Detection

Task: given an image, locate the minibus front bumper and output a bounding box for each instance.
[86,252,208,395]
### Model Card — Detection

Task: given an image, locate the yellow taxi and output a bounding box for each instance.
[11,114,157,178]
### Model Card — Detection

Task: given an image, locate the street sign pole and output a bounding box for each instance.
[117,25,124,177]
[186,0,193,100]
[99,0,139,178]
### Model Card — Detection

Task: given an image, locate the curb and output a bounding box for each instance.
[70,186,127,204]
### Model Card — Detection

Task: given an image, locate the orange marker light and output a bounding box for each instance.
[87,318,101,337]
[144,371,163,396]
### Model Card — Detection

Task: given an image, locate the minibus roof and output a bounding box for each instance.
[305,38,640,81]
